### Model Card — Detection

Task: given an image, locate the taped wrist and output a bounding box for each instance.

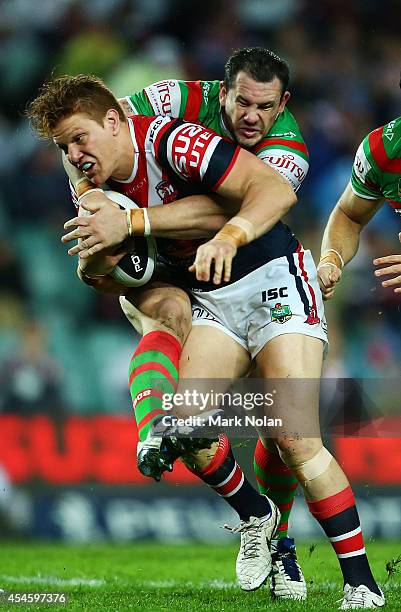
[128,208,151,236]
[214,217,255,248]
[319,249,344,270]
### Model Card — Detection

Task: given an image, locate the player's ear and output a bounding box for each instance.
[219,81,227,106]
[278,91,290,113]
[105,108,121,135]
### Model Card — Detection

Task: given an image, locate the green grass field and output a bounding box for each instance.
[0,541,400,611]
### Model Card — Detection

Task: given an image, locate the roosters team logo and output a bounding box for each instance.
[156,180,178,204]
[305,306,320,325]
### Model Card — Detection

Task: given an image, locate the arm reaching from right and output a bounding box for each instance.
[318,182,383,300]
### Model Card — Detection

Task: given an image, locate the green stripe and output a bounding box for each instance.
[253,463,298,486]
[179,82,189,117]
[135,396,163,424]
[258,470,297,487]
[139,414,164,442]
[130,371,176,397]
[129,351,178,380]
[128,91,153,115]
[266,489,297,506]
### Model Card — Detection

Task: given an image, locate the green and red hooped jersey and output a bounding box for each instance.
[125,79,309,193]
[351,117,401,215]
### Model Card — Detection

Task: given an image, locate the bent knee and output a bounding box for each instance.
[275,436,323,465]
[150,294,191,342]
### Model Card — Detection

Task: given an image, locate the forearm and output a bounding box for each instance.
[145,195,233,238]
[212,174,296,250]
[320,204,363,267]
[229,176,296,240]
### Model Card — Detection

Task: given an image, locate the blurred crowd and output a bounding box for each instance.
[0,0,400,415]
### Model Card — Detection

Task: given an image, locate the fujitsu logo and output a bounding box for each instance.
[262,153,305,181]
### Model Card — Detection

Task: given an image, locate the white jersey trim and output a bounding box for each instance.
[112,118,138,184]
[123,96,139,114]
[349,183,382,200]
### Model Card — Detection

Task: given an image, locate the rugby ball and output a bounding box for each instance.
[104,191,157,287]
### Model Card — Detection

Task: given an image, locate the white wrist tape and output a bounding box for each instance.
[143,208,151,237]
[322,248,344,269]
[77,188,104,204]
[228,216,256,243]
[126,208,133,237]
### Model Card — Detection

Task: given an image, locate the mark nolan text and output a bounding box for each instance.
[162,415,282,428]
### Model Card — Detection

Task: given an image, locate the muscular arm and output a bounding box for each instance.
[317,182,383,299]
[189,148,296,283]
[214,148,296,239]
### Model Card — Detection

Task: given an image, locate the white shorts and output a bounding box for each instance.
[191,249,328,358]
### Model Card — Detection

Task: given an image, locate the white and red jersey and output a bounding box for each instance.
[108,115,240,209]
[71,114,299,287]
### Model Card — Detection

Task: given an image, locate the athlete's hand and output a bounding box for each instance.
[317,262,342,301]
[188,238,237,284]
[78,269,127,295]
[373,235,401,293]
[62,195,128,257]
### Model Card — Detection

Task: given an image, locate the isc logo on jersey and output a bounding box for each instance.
[354,142,371,182]
[104,191,157,287]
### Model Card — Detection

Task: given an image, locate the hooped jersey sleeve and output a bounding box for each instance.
[154,118,240,192]
[350,119,401,204]
[350,136,382,199]
[125,80,221,123]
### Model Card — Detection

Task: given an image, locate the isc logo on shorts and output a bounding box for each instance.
[261,287,288,302]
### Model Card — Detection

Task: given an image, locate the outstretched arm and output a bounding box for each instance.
[317,182,383,300]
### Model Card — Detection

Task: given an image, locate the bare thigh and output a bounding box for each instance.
[175,325,251,417]
[255,333,324,458]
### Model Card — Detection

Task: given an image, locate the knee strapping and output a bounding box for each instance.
[287,446,333,485]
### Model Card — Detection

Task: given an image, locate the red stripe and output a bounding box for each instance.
[183,81,203,122]
[256,474,268,489]
[132,388,164,409]
[131,331,181,367]
[201,434,230,476]
[214,463,242,496]
[277,501,294,512]
[308,486,355,520]
[254,138,308,156]
[297,249,318,316]
[277,522,288,532]
[213,146,241,190]
[367,127,401,172]
[332,532,364,556]
[137,409,165,432]
[368,127,388,170]
[129,361,177,389]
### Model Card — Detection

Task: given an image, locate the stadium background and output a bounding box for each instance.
[0,0,400,547]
